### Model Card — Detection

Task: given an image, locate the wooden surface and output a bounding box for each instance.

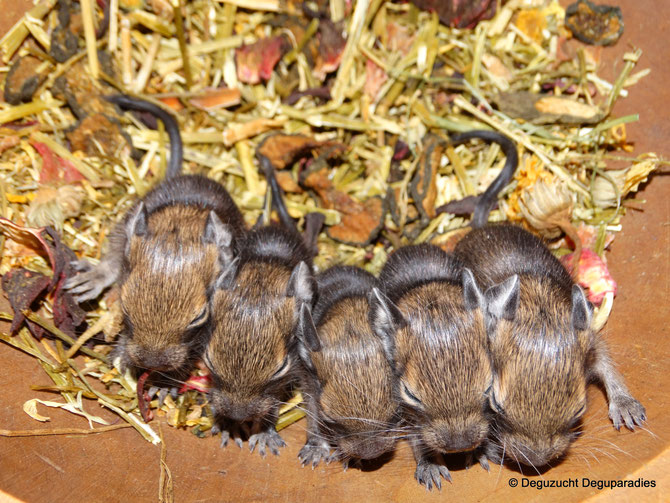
[1,1,668,501]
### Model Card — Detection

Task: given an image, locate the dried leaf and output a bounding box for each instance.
[23,399,51,422]
[302,164,384,246]
[235,36,288,84]
[410,135,443,220]
[0,217,55,266]
[565,0,624,46]
[1,268,51,336]
[4,55,47,105]
[65,114,131,158]
[24,397,110,426]
[256,133,346,171]
[496,91,606,125]
[411,0,497,28]
[189,88,242,111]
[313,18,346,80]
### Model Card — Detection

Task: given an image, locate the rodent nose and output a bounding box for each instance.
[129,343,186,371]
[226,407,253,423]
[435,428,485,453]
[512,444,554,467]
[339,436,396,460]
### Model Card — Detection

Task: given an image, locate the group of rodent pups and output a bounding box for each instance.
[64,95,646,490]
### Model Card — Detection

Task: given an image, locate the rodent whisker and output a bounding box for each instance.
[493,440,507,489]
[574,436,632,459]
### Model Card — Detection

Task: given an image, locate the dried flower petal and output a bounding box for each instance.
[519,178,573,238]
[235,36,288,84]
[560,248,617,305]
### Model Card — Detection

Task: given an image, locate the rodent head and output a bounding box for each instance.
[205,258,314,423]
[120,203,232,372]
[373,269,492,454]
[484,275,593,467]
[298,290,400,461]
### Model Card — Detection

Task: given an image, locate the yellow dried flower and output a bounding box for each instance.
[592,156,659,208]
[519,178,573,238]
[26,185,86,230]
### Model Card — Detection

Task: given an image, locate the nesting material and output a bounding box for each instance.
[0,0,662,443]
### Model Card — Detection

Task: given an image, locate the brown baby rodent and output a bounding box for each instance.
[376,244,502,490]
[296,265,400,468]
[204,154,316,457]
[65,95,246,376]
[454,224,646,468]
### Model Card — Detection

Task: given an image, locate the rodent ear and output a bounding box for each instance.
[124,202,148,255]
[571,284,593,332]
[287,262,315,305]
[297,303,321,352]
[369,287,405,343]
[203,211,233,254]
[215,256,239,290]
[485,274,519,321]
[462,268,484,310]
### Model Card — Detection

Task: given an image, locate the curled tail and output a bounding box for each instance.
[450,130,518,228]
[105,94,183,178]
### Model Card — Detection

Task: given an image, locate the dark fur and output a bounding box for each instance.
[205,188,316,456]
[296,266,400,467]
[376,244,491,489]
[454,224,646,468]
[66,175,245,374]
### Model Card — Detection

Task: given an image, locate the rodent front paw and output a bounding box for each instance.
[298,440,331,469]
[248,428,285,457]
[414,459,452,491]
[64,261,115,302]
[609,395,646,430]
[465,450,491,472]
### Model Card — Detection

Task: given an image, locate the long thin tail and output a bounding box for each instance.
[258,154,298,234]
[105,94,183,178]
[258,154,324,254]
[450,130,518,228]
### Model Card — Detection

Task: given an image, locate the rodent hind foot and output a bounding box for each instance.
[248,427,285,458]
[414,459,452,491]
[147,386,179,408]
[216,422,246,449]
[298,439,331,469]
[609,395,646,431]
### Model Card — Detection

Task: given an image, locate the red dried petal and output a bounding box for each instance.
[1,268,51,335]
[560,248,617,305]
[178,375,212,394]
[235,36,288,84]
[411,0,497,28]
[31,141,85,183]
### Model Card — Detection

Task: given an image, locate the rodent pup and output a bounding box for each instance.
[65,95,245,375]
[296,266,400,468]
[454,224,646,468]
[376,244,497,490]
[204,155,316,457]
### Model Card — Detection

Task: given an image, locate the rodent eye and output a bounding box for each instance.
[188,305,209,329]
[400,382,423,408]
[271,356,291,380]
[570,404,586,426]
